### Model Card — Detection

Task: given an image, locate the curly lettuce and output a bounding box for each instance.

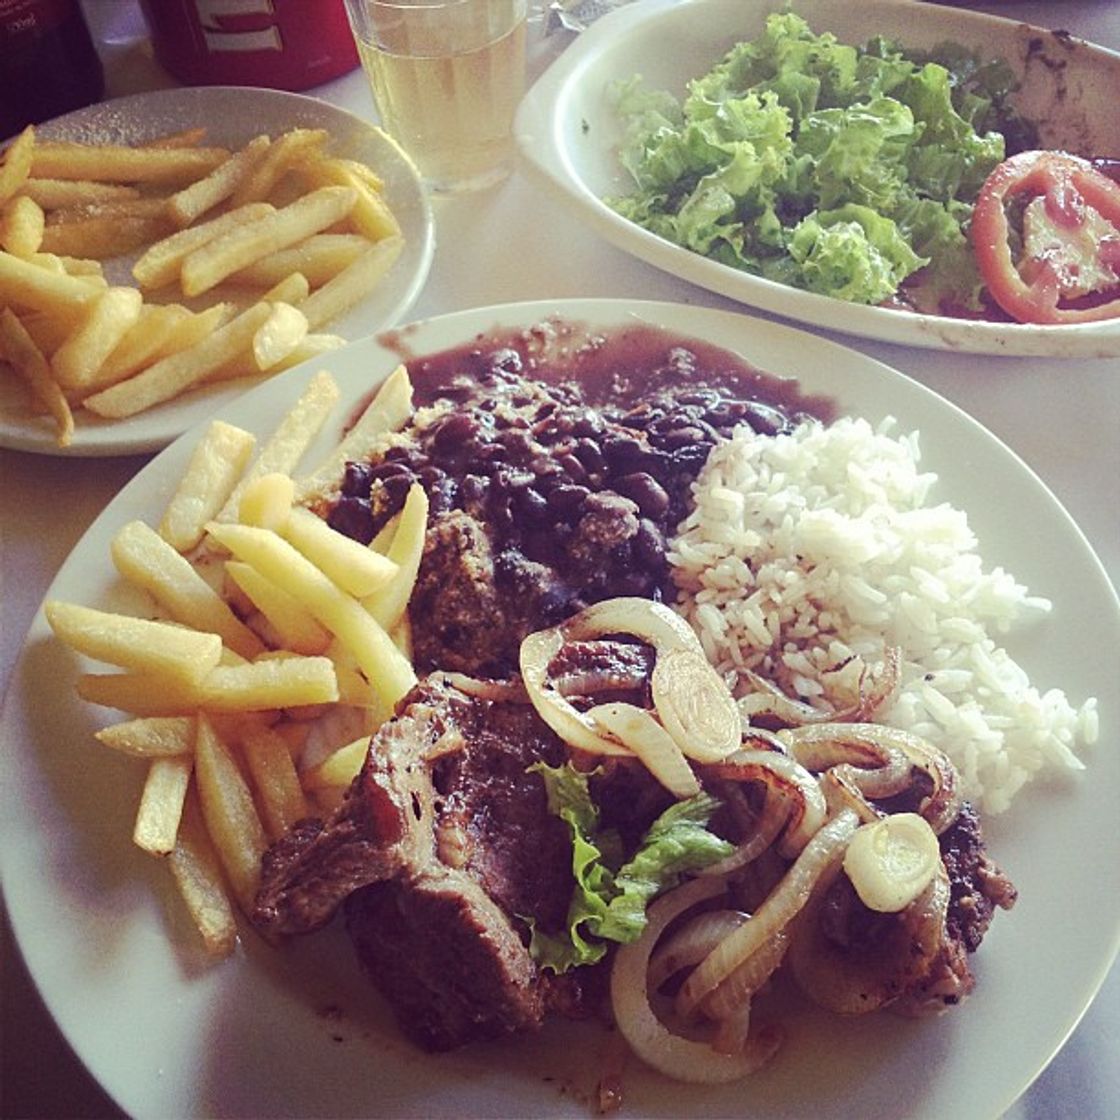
[607,10,1037,310]
[527,762,733,974]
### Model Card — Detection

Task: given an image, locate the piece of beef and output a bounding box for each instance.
[252,675,580,1050]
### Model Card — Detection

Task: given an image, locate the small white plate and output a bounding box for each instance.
[2,299,1117,1119]
[514,0,1120,357]
[0,86,435,457]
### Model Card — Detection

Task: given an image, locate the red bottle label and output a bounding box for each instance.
[0,0,70,43]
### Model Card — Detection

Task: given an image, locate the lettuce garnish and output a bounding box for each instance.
[608,11,1037,310]
[527,762,733,974]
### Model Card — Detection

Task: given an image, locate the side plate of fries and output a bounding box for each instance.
[0,86,434,457]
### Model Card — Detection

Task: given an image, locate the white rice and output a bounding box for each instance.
[669,416,1098,815]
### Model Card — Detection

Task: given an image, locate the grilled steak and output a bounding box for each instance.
[254,675,585,1049]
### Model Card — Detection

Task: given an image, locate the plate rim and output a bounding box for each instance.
[513,0,1120,359]
[2,297,1118,1119]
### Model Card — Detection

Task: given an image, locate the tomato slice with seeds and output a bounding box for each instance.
[970,150,1120,325]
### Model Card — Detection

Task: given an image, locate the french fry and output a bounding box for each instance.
[95,715,196,757]
[284,505,398,599]
[295,155,401,240]
[51,285,144,389]
[145,127,208,150]
[241,724,309,840]
[301,735,368,790]
[44,600,223,684]
[29,142,230,184]
[132,200,274,290]
[252,301,308,370]
[0,307,74,446]
[261,270,310,306]
[168,786,238,957]
[39,213,174,260]
[180,185,357,297]
[227,233,369,288]
[166,134,271,228]
[203,522,415,719]
[194,714,267,911]
[0,248,97,317]
[32,252,104,278]
[229,128,327,208]
[216,368,339,522]
[88,303,192,391]
[134,754,193,856]
[0,125,35,205]
[299,236,403,330]
[159,418,256,552]
[21,178,141,209]
[224,560,332,656]
[365,483,429,630]
[0,194,45,257]
[110,520,265,660]
[237,472,294,532]
[46,196,172,223]
[294,364,412,503]
[82,299,273,418]
[77,655,339,715]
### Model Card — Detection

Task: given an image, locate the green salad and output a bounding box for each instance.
[608,11,1037,312]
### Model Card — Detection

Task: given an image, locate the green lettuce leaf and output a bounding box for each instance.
[527,763,733,974]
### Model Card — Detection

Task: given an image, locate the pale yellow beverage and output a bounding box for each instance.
[347,0,528,192]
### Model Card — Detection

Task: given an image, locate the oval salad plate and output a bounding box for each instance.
[514,0,1120,357]
[0,86,435,457]
[2,299,1117,1119]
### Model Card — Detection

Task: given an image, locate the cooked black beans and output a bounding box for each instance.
[328,356,802,613]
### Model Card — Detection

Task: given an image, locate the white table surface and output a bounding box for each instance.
[2,1,1117,1117]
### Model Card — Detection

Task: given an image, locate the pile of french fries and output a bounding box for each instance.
[45,364,423,957]
[0,122,405,446]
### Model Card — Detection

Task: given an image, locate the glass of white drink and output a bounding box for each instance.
[344,0,528,193]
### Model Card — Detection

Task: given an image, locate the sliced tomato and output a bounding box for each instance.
[970,150,1120,325]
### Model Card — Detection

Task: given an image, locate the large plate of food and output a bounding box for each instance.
[1,299,1116,1119]
[0,85,434,456]
[514,0,1120,356]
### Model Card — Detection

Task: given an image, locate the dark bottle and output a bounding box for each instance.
[0,0,104,139]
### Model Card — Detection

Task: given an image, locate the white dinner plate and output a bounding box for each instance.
[1,299,1117,1119]
[0,86,435,457]
[514,0,1120,358]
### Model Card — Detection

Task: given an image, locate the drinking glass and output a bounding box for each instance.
[343,0,528,193]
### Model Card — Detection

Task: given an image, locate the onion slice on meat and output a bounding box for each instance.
[590,702,701,799]
[675,809,860,1018]
[652,648,741,763]
[611,877,781,1083]
[702,749,828,857]
[843,812,940,913]
[520,626,631,757]
[520,597,742,785]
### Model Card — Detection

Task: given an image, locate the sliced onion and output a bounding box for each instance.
[675,809,860,1019]
[651,648,741,763]
[781,722,962,835]
[699,787,789,878]
[702,928,790,1025]
[843,813,940,913]
[565,596,699,653]
[611,877,780,1083]
[647,909,748,991]
[589,702,700,799]
[702,749,828,857]
[520,627,630,757]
